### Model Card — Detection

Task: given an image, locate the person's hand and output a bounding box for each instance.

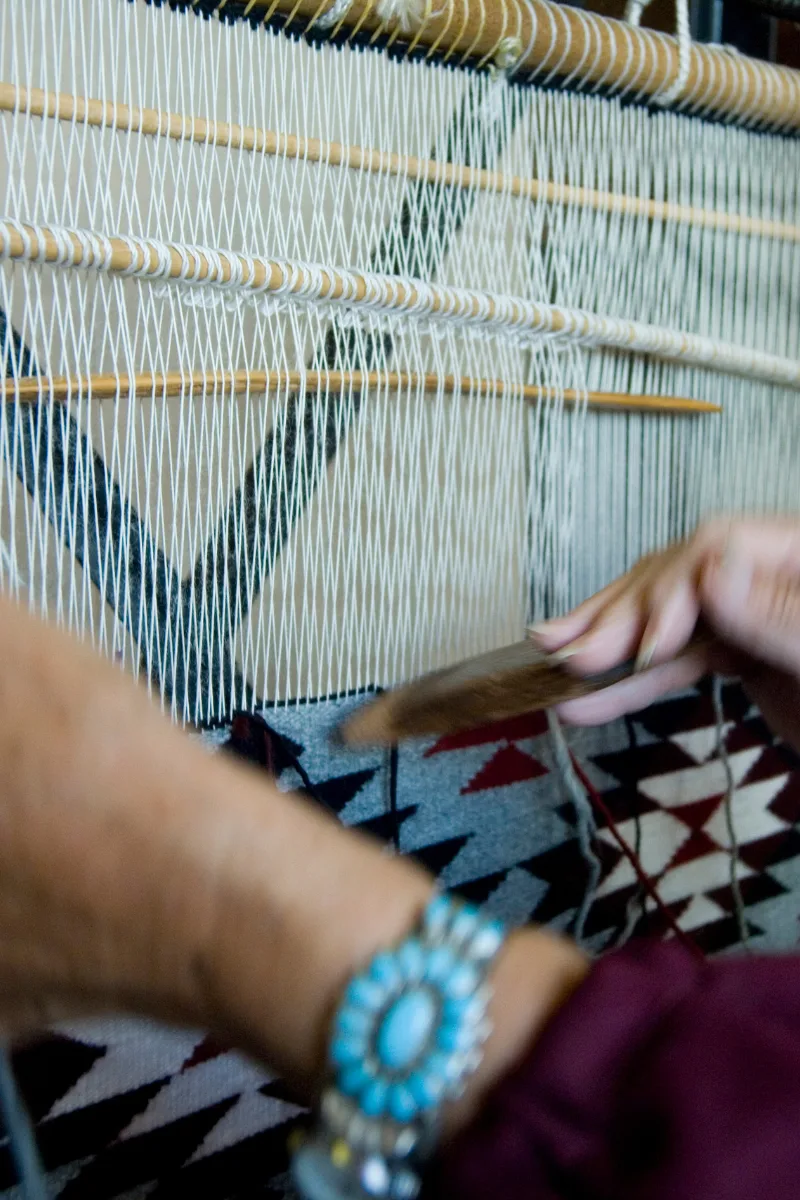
[529,515,800,751]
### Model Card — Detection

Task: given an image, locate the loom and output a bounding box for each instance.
[1,0,800,1194]
[3,0,799,727]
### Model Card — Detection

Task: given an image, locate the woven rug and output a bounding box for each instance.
[3,680,800,1198]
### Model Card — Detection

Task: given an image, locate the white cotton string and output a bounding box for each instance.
[114,235,146,278]
[0,535,24,589]
[375,0,426,32]
[625,0,692,107]
[624,0,646,24]
[656,0,692,107]
[547,711,601,948]
[315,0,355,29]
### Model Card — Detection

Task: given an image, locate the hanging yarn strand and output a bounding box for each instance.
[547,712,601,948]
[568,754,703,959]
[712,676,750,948]
[623,0,692,107]
[0,1048,49,1200]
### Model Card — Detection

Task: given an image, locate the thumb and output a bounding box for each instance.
[700,551,800,675]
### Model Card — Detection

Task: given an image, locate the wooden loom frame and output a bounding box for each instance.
[234,0,800,131]
[3,1,800,415]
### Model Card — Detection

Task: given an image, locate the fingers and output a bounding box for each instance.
[527,570,641,652]
[545,593,647,675]
[529,514,800,727]
[636,571,702,670]
[529,546,695,676]
[555,652,708,726]
[530,516,799,674]
[701,552,800,675]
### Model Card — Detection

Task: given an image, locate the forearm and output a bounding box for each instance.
[0,595,588,1136]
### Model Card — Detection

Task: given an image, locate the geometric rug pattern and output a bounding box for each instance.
[2,678,800,1197]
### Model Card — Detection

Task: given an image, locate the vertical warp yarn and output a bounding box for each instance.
[547,711,601,947]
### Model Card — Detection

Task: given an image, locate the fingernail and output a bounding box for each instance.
[526,622,549,641]
[635,636,658,672]
[526,620,561,641]
[549,643,580,663]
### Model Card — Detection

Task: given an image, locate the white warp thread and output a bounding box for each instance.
[3,219,800,389]
[2,0,800,717]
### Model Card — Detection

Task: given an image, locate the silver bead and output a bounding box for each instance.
[462,1046,484,1076]
[322,1090,351,1136]
[292,1141,361,1200]
[391,1126,418,1159]
[475,1018,493,1045]
[361,1155,391,1196]
[469,925,505,961]
[363,1121,384,1154]
[347,1113,369,1151]
[390,1167,421,1200]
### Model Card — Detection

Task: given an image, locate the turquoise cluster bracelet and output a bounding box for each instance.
[291,893,506,1200]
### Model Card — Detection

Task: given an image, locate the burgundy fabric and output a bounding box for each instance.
[433,941,800,1199]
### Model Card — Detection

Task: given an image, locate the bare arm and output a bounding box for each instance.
[0,593,587,1135]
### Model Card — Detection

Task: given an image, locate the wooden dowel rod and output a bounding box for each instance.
[2,219,795,388]
[0,371,721,414]
[233,0,800,132]
[2,82,798,243]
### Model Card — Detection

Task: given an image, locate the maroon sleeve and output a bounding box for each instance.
[431,940,800,1200]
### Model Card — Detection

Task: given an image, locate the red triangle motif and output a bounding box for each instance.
[666,828,719,869]
[425,711,548,756]
[461,744,548,794]
[671,795,724,833]
[181,1035,230,1072]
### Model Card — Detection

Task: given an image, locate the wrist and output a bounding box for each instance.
[190,761,588,1119]
[444,926,588,1139]
[290,897,589,1198]
[189,761,435,1089]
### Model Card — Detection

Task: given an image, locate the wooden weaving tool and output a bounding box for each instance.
[337,629,714,746]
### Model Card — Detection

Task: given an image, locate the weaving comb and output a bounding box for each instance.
[337,629,713,747]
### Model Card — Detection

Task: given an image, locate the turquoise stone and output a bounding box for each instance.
[337,1007,372,1037]
[450,906,479,942]
[370,952,401,990]
[444,963,479,999]
[424,894,452,935]
[330,1034,365,1066]
[436,1022,475,1054]
[361,1078,389,1118]
[444,995,482,1026]
[388,1083,418,1123]
[346,976,386,1011]
[407,1070,446,1111]
[424,1050,460,1084]
[376,988,436,1070]
[396,938,425,981]
[340,1061,372,1097]
[424,945,456,984]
